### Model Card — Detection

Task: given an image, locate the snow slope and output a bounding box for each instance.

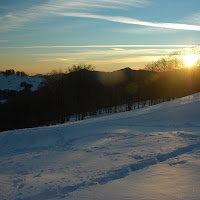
[0,93,200,200]
[0,73,44,91]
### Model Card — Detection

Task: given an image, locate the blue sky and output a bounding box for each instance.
[0,0,200,73]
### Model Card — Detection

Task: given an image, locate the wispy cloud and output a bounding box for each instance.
[37,55,161,66]
[39,58,71,62]
[33,47,176,68]
[93,56,160,64]
[0,0,150,32]
[59,12,200,31]
[1,0,200,32]
[184,12,200,25]
[43,0,150,11]
[112,27,180,34]
[34,48,179,67]
[111,48,125,51]
[0,40,9,42]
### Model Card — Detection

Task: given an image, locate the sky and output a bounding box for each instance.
[0,0,200,74]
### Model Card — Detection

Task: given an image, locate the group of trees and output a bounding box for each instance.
[0,69,27,76]
[145,48,200,72]
[49,64,95,75]
[1,64,200,132]
[145,56,184,72]
[1,48,200,132]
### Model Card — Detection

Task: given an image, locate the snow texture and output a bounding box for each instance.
[0,93,200,200]
[0,73,44,91]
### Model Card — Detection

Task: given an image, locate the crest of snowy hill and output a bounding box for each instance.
[0,93,200,200]
[0,73,44,91]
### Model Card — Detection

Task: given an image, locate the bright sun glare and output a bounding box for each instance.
[182,54,199,67]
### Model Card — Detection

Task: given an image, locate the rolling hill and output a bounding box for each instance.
[0,93,200,200]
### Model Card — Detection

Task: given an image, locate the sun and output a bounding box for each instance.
[182,54,199,67]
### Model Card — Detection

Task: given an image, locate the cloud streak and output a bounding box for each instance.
[0,45,197,49]
[0,40,8,42]
[60,12,200,31]
[185,12,200,25]
[0,0,150,32]
[1,0,200,32]
[43,0,150,11]
[38,55,160,64]
[35,49,175,62]
[93,56,160,64]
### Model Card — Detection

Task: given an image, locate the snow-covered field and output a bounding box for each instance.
[0,93,200,200]
[0,73,44,91]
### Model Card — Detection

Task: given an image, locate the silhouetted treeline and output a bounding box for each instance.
[0,69,27,76]
[1,66,200,132]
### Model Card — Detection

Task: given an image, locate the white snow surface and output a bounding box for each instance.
[0,93,200,200]
[0,73,44,91]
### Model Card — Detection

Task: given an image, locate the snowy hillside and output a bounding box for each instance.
[0,93,200,200]
[0,73,44,91]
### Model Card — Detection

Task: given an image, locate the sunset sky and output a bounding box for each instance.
[1,0,200,74]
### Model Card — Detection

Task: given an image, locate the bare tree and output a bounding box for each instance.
[145,54,184,72]
[66,64,95,73]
